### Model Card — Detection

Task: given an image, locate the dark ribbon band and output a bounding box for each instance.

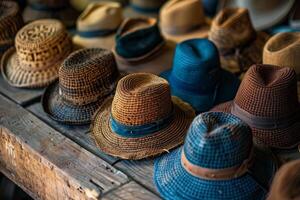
[131,4,161,13]
[110,109,174,138]
[77,29,116,38]
[30,3,67,11]
[231,103,300,130]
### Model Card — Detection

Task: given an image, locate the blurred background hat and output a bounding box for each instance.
[124,0,167,18]
[70,0,128,11]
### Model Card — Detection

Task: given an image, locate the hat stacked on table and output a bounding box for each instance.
[70,0,128,12]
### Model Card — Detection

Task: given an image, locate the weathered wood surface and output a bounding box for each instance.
[27,103,118,164]
[0,76,43,106]
[0,94,129,199]
[102,181,161,200]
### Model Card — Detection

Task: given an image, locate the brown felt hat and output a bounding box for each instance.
[209,8,269,75]
[211,64,300,149]
[159,0,211,43]
[91,73,195,160]
[1,19,72,88]
[267,160,300,200]
[263,32,300,75]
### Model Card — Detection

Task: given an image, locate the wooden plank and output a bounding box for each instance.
[102,181,161,200]
[26,103,118,164]
[114,159,157,194]
[0,75,43,106]
[0,94,128,200]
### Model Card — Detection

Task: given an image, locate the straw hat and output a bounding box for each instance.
[154,112,277,200]
[42,48,122,125]
[70,0,128,11]
[23,0,79,28]
[211,64,300,149]
[0,1,24,59]
[161,39,240,113]
[113,17,175,74]
[72,2,123,50]
[267,160,300,200]
[159,0,211,43]
[91,73,195,160]
[209,8,269,75]
[124,0,166,18]
[222,0,295,30]
[263,32,300,75]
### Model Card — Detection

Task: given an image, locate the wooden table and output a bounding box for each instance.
[0,75,161,199]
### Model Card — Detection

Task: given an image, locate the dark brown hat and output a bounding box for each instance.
[211,64,300,149]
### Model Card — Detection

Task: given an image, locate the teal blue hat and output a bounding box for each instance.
[161,39,240,113]
[154,112,277,200]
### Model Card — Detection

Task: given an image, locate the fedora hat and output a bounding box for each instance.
[222,0,295,30]
[70,0,128,11]
[159,0,211,43]
[263,32,300,75]
[91,73,195,160]
[154,112,277,200]
[113,17,175,74]
[267,160,300,200]
[161,39,240,113]
[23,0,79,28]
[0,1,24,59]
[124,0,166,18]
[1,19,72,88]
[211,64,300,149]
[72,2,123,50]
[42,48,122,125]
[209,8,269,75]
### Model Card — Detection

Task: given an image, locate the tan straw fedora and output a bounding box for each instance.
[263,32,300,99]
[72,2,123,50]
[159,0,211,43]
[1,19,73,88]
[113,17,175,74]
[209,8,269,75]
[91,73,195,160]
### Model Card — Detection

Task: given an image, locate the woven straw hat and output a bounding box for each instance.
[42,48,122,125]
[159,0,211,43]
[154,112,277,200]
[124,0,166,18]
[70,0,128,11]
[209,8,269,75]
[23,0,79,28]
[73,2,123,50]
[211,64,300,149]
[0,1,24,59]
[267,160,300,200]
[263,32,300,75]
[113,17,175,74]
[161,39,240,113]
[91,73,195,160]
[1,19,72,88]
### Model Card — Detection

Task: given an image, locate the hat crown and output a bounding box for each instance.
[184,112,252,169]
[160,0,205,33]
[171,39,221,86]
[59,48,119,105]
[263,32,300,75]
[234,64,299,118]
[209,8,256,50]
[77,2,123,32]
[15,19,72,71]
[111,73,173,126]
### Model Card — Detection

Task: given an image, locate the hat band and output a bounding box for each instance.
[231,102,300,130]
[181,150,253,180]
[109,108,174,138]
[77,29,117,38]
[29,3,67,11]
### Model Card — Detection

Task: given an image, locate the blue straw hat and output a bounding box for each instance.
[161,39,240,113]
[154,112,277,200]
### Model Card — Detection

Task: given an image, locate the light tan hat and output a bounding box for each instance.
[70,0,128,11]
[263,32,300,75]
[72,2,123,50]
[159,0,210,43]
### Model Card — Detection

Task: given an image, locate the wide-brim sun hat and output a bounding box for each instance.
[91,73,195,160]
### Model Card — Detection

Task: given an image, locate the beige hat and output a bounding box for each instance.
[70,0,128,11]
[159,0,210,43]
[72,2,123,50]
[263,32,300,100]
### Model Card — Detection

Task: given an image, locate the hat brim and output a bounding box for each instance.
[91,96,195,160]
[161,69,240,113]
[72,34,116,50]
[154,147,275,200]
[1,47,59,88]
[211,101,300,149]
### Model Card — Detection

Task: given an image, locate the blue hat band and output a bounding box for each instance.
[77,29,116,38]
[110,108,175,138]
[30,3,67,11]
